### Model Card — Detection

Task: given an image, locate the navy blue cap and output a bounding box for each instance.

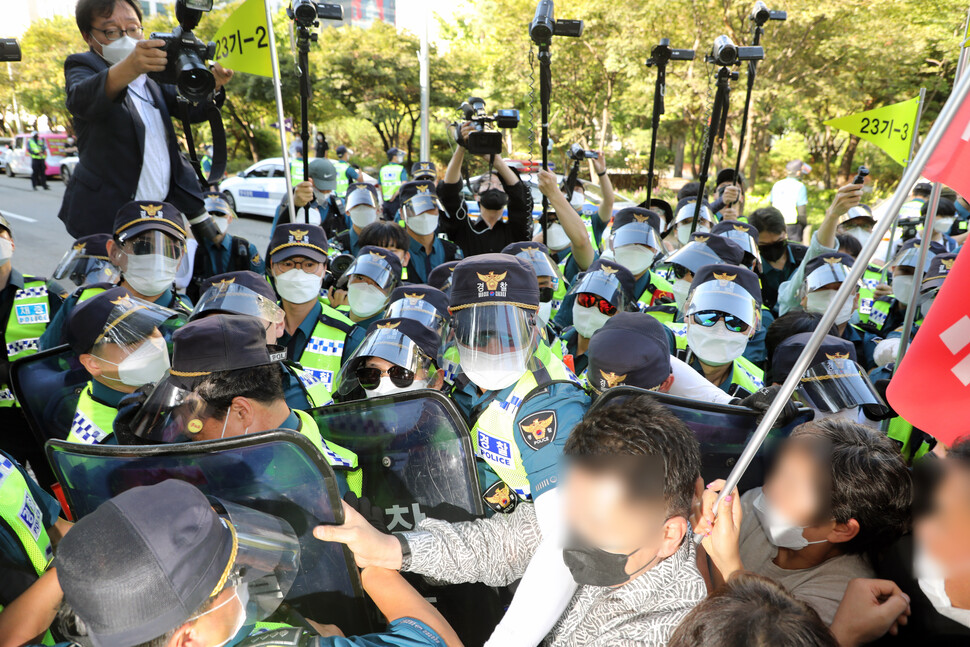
[388,284,450,319]
[636,198,673,226]
[268,224,329,264]
[350,246,403,284]
[336,145,348,156]
[72,233,112,259]
[66,286,171,355]
[203,191,234,218]
[585,258,636,302]
[895,237,948,263]
[398,180,436,205]
[428,260,460,292]
[690,264,762,306]
[170,314,284,389]
[363,317,441,361]
[772,332,857,384]
[198,270,277,303]
[450,254,539,311]
[387,147,404,158]
[411,161,436,179]
[612,207,662,234]
[587,312,671,393]
[923,252,957,291]
[665,233,745,273]
[113,201,186,243]
[803,252,855,291]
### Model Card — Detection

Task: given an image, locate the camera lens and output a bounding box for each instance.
[176,51,215,103]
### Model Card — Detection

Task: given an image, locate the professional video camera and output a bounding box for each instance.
[898,215,922,243]
[567,143,598,161]
[707,35,764,66]
[0,38,21,62]
[529,0,584,45]
[322,252,354,292]
[454,97,520,156]
[149,0,216,103]
[289,0,342,28]
[751,1,787,25]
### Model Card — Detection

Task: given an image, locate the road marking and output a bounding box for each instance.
[2,212,37,223]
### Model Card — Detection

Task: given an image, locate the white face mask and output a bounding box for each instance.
[569,192,585,211]
[545,223,570,251]
[686,320,749,366]
[934,217,955,234]
[95,336,170,387]
[364,375,428,398]
[348,282,388,318]
[537,300,553,328]
[845,227,871,248]
[614,245,655,276]
[274,268,322,304]
[678,223,709,246]
[124,253,179,297]
[915,544,970,628]
[752,490,829,551]
[97,35,137,66]
[313,188,332,204]
[190,586,249,647]
[349,206,378,229]
[213,215,230,235]
[672,278,692,311]
[457,343,527,392]
[0,238,12,264]
[892,275,915,306]
[407,212,439,236]
[805,290,854,325]
[573,303,611,338]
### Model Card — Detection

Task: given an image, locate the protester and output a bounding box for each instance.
[750,206,809,315]
[770,160,810,242]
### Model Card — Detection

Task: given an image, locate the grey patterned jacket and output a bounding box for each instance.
[401,503,706,646]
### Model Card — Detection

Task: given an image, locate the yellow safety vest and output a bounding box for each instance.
[294,305,355,407]
[0,278,52,407]
[0,453,54,575]
[294,409,362,496]
[66,383,119,445]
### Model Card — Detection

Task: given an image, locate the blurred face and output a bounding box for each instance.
[917,464,970,575]
[762,442,833,542]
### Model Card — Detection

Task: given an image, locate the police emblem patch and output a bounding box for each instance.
[483,481,518,514]
[518,410,557,451]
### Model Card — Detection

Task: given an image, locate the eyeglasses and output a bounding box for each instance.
[91,25,144,41]
[275,258,321,273]
[576,292,617,316]
[671,264,692,280]
[356,365,417,389]
[539,286,554,303]
[691,310,750,333]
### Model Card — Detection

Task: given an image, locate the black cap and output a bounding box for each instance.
[612,207,662,234]
[716,168,746,188]
[450,254,539,312]
[586,258,636,302]
[268,224,329,264]
[587,312,672,393]
[398,180,437,205]
[198,270,277,303]
[170,314,283,389]
[72,233,112,259]
[336,145,348,156]
[428,260,460,291]
[690,264,763,306]
[56,480,234,647]
[636,198,673,226]
[772,332,857,384]
[113,201,186,244]
[66,286,167,355]
[411,161,436,180]
[388,284,450,319]
[923,252,957,291]
[364,317,441,360]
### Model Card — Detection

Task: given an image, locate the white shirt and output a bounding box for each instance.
[128,75,171,201]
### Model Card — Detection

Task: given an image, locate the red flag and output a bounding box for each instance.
[887,245,970,445]
[923,93,970,200]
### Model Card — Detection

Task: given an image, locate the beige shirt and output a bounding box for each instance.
[739,487,873,624]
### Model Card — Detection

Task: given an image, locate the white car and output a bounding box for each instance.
[61,155,79,184]
[219,157,289,219]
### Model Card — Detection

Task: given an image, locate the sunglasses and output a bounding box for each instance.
[539,286,554,303]
[577,292,617,316]
[691,310,749,333]
[671,264,692,280]
[356,365,417,389]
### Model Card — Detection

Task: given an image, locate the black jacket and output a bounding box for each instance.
[436,178,533,256]
[58,51,224,237]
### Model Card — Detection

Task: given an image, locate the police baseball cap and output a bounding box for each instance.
[346,186,378,211]
[840,204,875,227]
[268,223,329,264]
[412,161,437,180]
[502,241,560,280]
[449,254,539,312]
[687,264,762,330]
[169,314,285,389]
[690,263,762,306]
[339,246,403,292]
[428,260,460,293]
[571,258,636,305]
[804,252,855,292]
[664,233,745,274]
[191,271,283,325]
[0,212,13,237]
[716,168,746,188]
[387,147,403,157]
[587,312,671,394]
[203,191,234,218]
[922,252,957,292]
[892,238,944,272]
[308,158,337,192]
[399,180,437,205]
[635,198,673,227]
[363,317,441,363]
[673,198,714,225]
[388,284,450,322]
[70,233,112,260]
[67,286,177,355]
[612,207,662,235]
[711,220,760,267]
[113,201,187,244]
[336,145,349,156]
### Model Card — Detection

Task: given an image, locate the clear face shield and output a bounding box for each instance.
[450,304,537,391]
[191,283,285,329]
[718,230,762,271]
[892,246,935,275]
[117,230,185,262]
[611,224,663,275]
[87,298,178,388]
[384,294,450,338]
[797,358,886,414]
[513,246,566,294]
[125,376,222,444]
[685,280,761,332]
[53,246,120,289]
[333,327,438,400]
[662,240,725,276]
[346,188,380,229]
[338,254,398,293]
[402,193,441,236]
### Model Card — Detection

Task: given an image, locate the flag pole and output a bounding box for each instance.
[264,0,298,226]
[698,66,970,539]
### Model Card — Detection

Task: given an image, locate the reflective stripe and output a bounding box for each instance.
[0,454,53,575]
[6,338,37,356]
[296,306,353,406]
[66,384,117,445]
[1,279,51,408]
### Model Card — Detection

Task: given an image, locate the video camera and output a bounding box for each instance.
[454,98,520,156]
[898,215,922,243]
[750,1,787,26]
[288,0,343,29]
[322,252,354,292]
[567,143,598,161]
[529,0,584,45]
[707,35,764,66]
[149,0,216,103]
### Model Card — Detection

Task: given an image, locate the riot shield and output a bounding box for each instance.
[313,391,504,645]
[590,387,815,491]
[45,430,374,634]
[10,344,88,445]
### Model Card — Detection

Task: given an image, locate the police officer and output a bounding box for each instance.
[585,311,674,394]
[339,246,403,355]
[668,200,716,249]
[381,163,435,222]
[333,144,360,198]
[864,237,944,336]
[664,232,745,313]
[380,147,408,201]
[27,132,48,191]
[501,242,564,330]
[65,287,176,445]
[712,220,761,273]
[402,186,462,284]
[41,201,191,350]
[334,184,382,256]
[607,207,676,317]
[269,224,356,405]
[384,284,451,337]
[427,260,460,296]
[798,252,872,368]
[51,233,120,289]
[275,158,345,236]
[186,191,264,302]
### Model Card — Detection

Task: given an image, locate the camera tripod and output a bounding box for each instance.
[691,65,737,233]
[645,39,693,206]
[294,22,315,223]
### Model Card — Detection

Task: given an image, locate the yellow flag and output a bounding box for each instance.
[824,97,920,166]
[211,0,272,77]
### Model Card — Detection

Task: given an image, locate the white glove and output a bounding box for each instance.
[873,337,901,368]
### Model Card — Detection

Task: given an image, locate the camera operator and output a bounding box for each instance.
[60,0,233,239]
[437,122,533,256]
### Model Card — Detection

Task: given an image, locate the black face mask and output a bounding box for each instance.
[479,188,509,211]
[759,239,788,263]
[562,535,654,587]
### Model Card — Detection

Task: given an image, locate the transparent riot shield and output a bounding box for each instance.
[590,387,815,491]
[10,344,88,445]
[45,430,374,634]
[313,390,505,645]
